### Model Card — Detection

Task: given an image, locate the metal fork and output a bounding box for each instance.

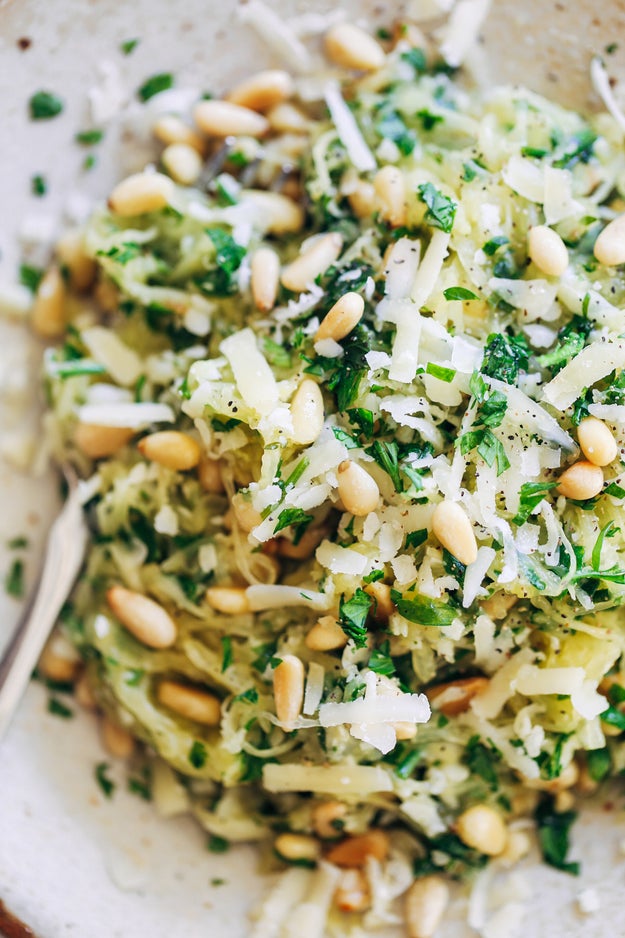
[0,466,88,743]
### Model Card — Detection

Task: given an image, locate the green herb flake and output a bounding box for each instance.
[75,129,104,145]
[405,529,428,550]
[274,508,314,544]
[400,48,427,73]
[234,687,259,704]
[19,264,44,293]
[390,589,456,627]
[211,416,242,432]
[29,90,64,120]
[208,834,230,853]
[443,286,479,302]
[481,332,529,384]
[367,440,402,492]
[332,427,360,449]
[339,588,374,648]
[426,362,456,383]
[605,482,625,499]
[120,38,140,55]
[586,747,611,782]
[95,762,115,799]
[7,536,28,549]
[47,697,73,719]
[513,481,558,525]
[221,635,233,672]
[31,174,47,197]
[464,736,500,791]
[262,338,291,369]
[368,640,396,677]
[417,182,457,233]
[189,740,207,769]
[5,559,24,598]
[482,236,509,256]
[138,72,174,101]
[535,799,580,875]
[128,767,152,801]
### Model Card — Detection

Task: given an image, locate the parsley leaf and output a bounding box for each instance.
[120,38,140,55]
[263,338,291,369]
[513,482,558,525]
[482,236,509,256]
[221,636,233,672]
[417,182,457,233]
[29,90,64,120]
[464,736,500,791]
[138,72,174,101]
[208,835,230,853]
[368,640,396,677]
[31,174,47,197]
[189,740,207,769]
[586,747,611,782]
[375,106,416,156]
[201,228,246,295]
[274,508,314,544]
[47,697,73,719]
[367,440,402,492]
[339,589,374,648]
[5,559,24,598]
[19,264,44,292]
[481,332,529,384]
[426,362,456,382]
[443,286,479,301]
[95,762,115,798]
[535,799,579,875]
[75,129,104,145]
[390,589,456,626]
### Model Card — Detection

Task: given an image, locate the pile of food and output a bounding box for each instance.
[31,8,625,936]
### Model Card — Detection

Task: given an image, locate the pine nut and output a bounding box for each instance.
[198,457,225,493]
[527,225,569,277]
[315,292,364,342]
[577,416,617,467]
[31,265,66,338]
[193,100,269,138]
[291,378,325,445]
[157,679,221,725]
[305,615,347,652]
[251,246,280,312]
[273,654,305,730]
[231,492,262,532]
[500,829,531,865]
[405,876,449,938]
[394,722,418,740]
[39,634,80,683]
[594,213,625,266]
[277,525,327,559]
[426,676,489,716]
[337,461,380,516]
[281,232,343,293]
[107,586,177,648]
[153,114,206,153]
[364,581,395,621]
[101,715,135,759]
[312,800,347,839]
[373,166,407,228]
[241,190,304,234]
[162,143,203,186]
[138,431,201,471]
[325,830,389,868]
[227,70,295,112]
[274,833,320,863]
[55,229,97,291]
[108,172,174,216]
[267,102,310,135]
[481,592,517,620]
[205,586,251,615]
[554,790,576,813]
[431,501,478,566]
[334,869,371,913]
[455,805,507,856]
[324,23,386,71]
[557,460,604,500]
[347,179,376,219]
[75,672,98,710]
[74,423,134,459]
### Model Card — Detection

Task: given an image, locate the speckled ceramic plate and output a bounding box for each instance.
[1,2,625,935]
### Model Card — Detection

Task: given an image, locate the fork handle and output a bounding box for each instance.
[0,485,88,742]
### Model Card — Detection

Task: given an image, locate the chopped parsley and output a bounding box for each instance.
[390,589,456,627]
[19,263,44,292]
[426,362,456,382]
[31,174,47,197]
[221,636,233,672]
[274,507,314,544]
[481,332,529,384]
[47,697,73,719]
[29,90,64,120]
[120,38,140,55]
[339,589,374,648]
[208,834,230,853]
[443,286,479,302]
[95,762,115,799]
[200,228,246,295]
[5,559,25,598]
[137,72,174,101]
[513,482,558,525]
[189,741,207,769]
[368,640,396,677]
[535,798,579,875]
[417,182,457,233]
[75,129,104,145]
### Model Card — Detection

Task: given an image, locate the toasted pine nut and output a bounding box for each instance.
[456,805,507,856]
[305,616,347,652]
[101,715,135,759]
[312,800,347,839]
[431,501,478,566]
[394,722,418,740]
[157,679,221,725]
[55,229,97,291]
[315,292,364,342]
[227,70,295,112]
[281,232,343,293]
[153,114,205,152]
[426,676,489,716]
[273,654,305,730]
[162,143,203,186]
[481,592,517,620]
[31,265,66,338]
[74,423,134,459]
[241,189,304,234]
[405,876,449,938]
[231,493,262,532]
[334,869,371,913]
[108,172,174,216]
[75,672,98,710]
[500,829,531,865]
[324,23,386,71]
[274,832,320,863]
[277,525,327,559]
[373,166,406,228]
[107,586,177,649]
[594,213,625,266]
[527,225,569,277]
[39,634,80,683]
[291,379,324,445]
[205,586,251,615]
[337,461,380,516]
[138,431,201,471]
[577,416,617,467]
[325,830,389,868]
[193,100,269,138]
[198,457,225,493]
[251,247,280,312]
[554,790,576,813]
[347,180,376,219]
[557,460,604,500]
[364,581,395,621]
[267,102,310,135]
